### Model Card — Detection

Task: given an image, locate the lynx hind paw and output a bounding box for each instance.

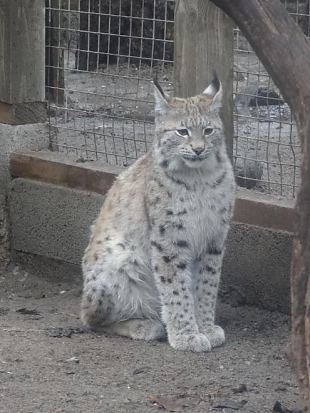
[202,325,225,348]
[169,332,211,352]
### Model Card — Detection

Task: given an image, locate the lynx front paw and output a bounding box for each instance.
[201,325,225,348]
[168,332,211,352]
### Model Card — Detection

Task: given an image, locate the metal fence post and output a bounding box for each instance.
[174,0,234,158]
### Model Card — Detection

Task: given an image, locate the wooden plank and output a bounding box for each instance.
[10,151,122,195]
[234,188,295,233]
[174,0,234,157]
[0,0,45,105]
[10,151,295,232]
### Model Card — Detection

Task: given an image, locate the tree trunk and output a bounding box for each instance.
[208,0,310,410]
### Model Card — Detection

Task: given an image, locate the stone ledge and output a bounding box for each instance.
[10,150,295,233]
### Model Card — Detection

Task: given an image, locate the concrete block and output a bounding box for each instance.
[10,178,104,264]
[0,123,49,193]
[0,123,49,265]
[9,178,293,312]
[221,224,292,313]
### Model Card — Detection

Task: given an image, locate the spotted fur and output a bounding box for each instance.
[81,74,236,352]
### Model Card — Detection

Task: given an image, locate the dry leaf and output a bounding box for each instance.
[148,394,185,412]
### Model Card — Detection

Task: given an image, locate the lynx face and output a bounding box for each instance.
[154,77,224,169]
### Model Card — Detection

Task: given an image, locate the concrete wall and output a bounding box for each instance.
[9,178,103,265]
[9,178,293,313]
[0,0,47,268]
[0,125,48,266]
[223,225,292,312]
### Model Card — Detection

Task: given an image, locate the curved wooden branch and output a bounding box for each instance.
[210,0,310,121]
[208,1,310,411]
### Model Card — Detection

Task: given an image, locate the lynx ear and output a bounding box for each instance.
[153,79,170,116]
[203,72,223,110]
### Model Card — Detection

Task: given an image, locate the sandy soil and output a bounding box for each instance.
[0,263,301,413]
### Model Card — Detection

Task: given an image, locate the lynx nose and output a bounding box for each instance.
[192,147,204,155]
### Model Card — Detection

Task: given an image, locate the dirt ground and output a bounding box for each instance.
[0,263,300,413]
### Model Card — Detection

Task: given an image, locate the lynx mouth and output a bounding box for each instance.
[182,153,208,162]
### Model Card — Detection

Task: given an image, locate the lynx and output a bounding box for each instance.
[81,74,236,352]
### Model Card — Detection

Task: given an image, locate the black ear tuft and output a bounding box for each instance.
[153,77,166,99]
[211,71,220,93]
[153,77,170,115]
[202,71,223,109]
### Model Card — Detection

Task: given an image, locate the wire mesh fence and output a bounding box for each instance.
[45,0,309,198]
[232,0,309,198]
[46,0,174,168]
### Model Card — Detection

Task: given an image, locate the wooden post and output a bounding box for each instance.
[0,0,46,123]
[0,0,48,267]
[45,0,65,105]
[174,0,234,157]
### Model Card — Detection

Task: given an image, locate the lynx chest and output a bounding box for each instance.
[167,176,234,257]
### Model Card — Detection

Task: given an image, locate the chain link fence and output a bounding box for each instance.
[46,0,308,198]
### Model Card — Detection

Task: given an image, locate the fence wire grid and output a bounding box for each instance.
[46,0,308,198]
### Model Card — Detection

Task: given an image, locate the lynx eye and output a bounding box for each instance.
[204,127,214,136]
[176,128,189,137]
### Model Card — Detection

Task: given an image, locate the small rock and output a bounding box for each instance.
[148,394,185,412]
[232,384,247,394]
[273,401,302,413]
